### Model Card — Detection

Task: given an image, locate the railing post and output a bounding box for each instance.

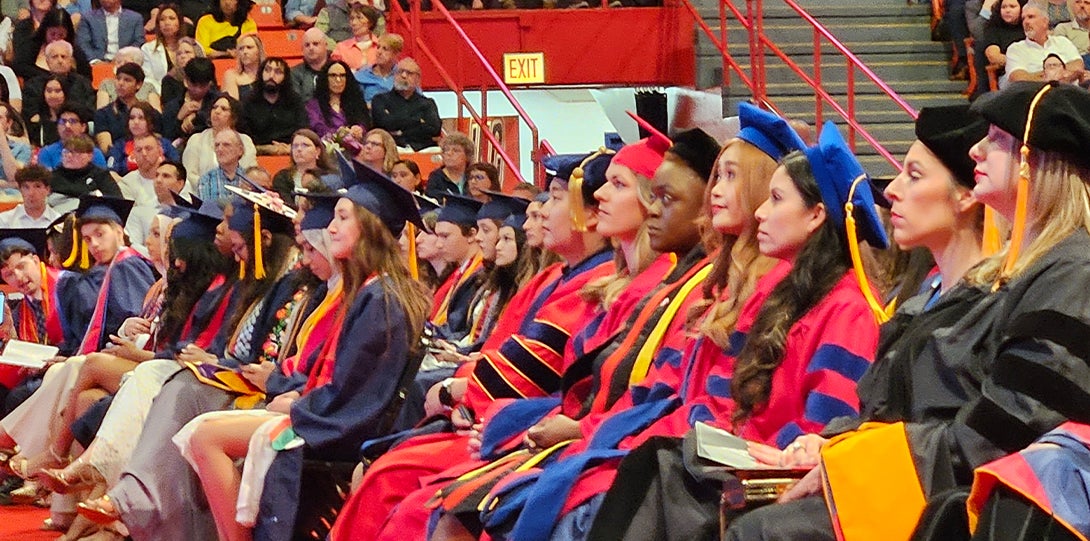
[411,0,421,58]
[754,0,765,103]
[813,28,821,129]
[745,0,759,103]
[720,0,728,93]
[847,63,856,153]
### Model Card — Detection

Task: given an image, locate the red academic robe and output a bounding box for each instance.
[328,250,615,541]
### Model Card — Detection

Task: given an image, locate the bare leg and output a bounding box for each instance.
[188,416,270,541]
[429,514,479,541]
[54,354,135,458]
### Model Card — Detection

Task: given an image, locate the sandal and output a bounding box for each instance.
[77,495,120,525]
[10,447,68,480]
[8,479,48,505]
[38,459,104,495]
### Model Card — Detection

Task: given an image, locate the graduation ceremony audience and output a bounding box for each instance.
[3,3,1090,541]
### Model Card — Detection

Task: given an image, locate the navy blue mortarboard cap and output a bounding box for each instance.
[172,209,223,241]
[542,153,589,188]
[160,205,192,220]
[339,157,424,236]
[75,195,135,226]
[171,191,202,210]
[0,228,49,259]
[736,102,807,161]
[226,186,296,235]
[298,194,337,231]
[502,213,527,231]
[438,194,484,227]
[804,122,889,249]
[479,191,531,222]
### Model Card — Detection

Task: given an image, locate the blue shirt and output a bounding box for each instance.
[36,141,108,170]
[354,66,395,104]
[1,140,32,181]
[197,167,241,203]
[284,0,319,20]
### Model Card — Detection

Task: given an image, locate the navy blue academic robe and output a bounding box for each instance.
[56,268,105,356]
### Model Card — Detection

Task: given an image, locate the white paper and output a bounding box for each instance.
[0,340,59,369]
[694,421,762,469]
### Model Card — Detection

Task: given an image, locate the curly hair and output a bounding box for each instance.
[314,60,371,130]
[158,231,234,346]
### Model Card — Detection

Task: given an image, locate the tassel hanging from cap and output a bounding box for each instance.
[252,202,266,280]
[62,222,79,268]
[239,259,246,280]
[79,242,89,269]
[845,174,894,324]
[407,223,419,281]
[39,261,51,335]
[981,207,1003,256]
[568,149,610,233]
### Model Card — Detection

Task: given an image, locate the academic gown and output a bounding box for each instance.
[431,254,487,342]
[328,249,616,541]
[0,268,66,390]
[56,268,105,356]
[77,247,159,354]
[110,268,322,541]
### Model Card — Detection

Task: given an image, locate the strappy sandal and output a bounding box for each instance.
[8,479,48,505]
[77,495,120,525]
[38,459,104,494]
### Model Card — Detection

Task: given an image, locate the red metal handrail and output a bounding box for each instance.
[387,0,540,186]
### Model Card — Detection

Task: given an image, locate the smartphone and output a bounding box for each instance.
[0,291,6,325]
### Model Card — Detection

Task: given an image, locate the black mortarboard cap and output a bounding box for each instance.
[0,228,49,259]
[75,195,135,226]
[414,193,441,214]
[915,105,988,188]
[479,191,531,222]
[667,128,721,182]
[437,194,484,227]
[171,191,202,210]
[172,209,223,241]
[970,81,1090,170]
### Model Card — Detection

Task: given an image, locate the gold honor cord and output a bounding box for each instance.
[845,174,895,324]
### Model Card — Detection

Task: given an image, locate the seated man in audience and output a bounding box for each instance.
[76,0,145,62]
[36,105,108,170]
[0,165,61,228]
[161,57,219,143]
[290,27,331,102]
[93,62,148,154]
[372,58,442,151]
[1053,0,1090,65]
[1005,1,1088,85]
[355,33,403,105]
[240,58,308,155]
[196,129,249,202]
[22,41,96,125]
[284,0,321,28]
[243,165,273,191]
[48,134,123,211]
[118,133,165,208]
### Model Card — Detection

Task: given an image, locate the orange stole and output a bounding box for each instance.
[430,254,484,326]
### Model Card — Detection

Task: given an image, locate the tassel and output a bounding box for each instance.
[845,174,893,324]
[239,259,246,280]
[981,206,1002,256]
[62,223,79,268]
[80,241,90,269]
[253,203,265,280]
[407,223,419,281]
[39,262,51,337]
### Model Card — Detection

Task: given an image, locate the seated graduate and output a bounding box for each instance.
[328,152,617,541]
[0,229,63,398]
[428,194,486,340]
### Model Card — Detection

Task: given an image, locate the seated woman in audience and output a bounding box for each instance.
[159,37,205,107]
[96,47,162,112]
[221,33,264,101]
[272,129,340,203]
[390,158,425,194]
[983,0,1025,87]
[195,0,257,59]
[0,103,33,185]
[355,127,399,173]
[106,101,181,176]
[426,133,474,199]
[13,7,92,80]
[26,75,67,147]
[141,4,186,94]
[465,162,501,203]
[307,60,371,139]
[331,4,381,71]
[182,95,258,189]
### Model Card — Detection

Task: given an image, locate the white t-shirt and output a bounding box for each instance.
[1004,35,1082,83]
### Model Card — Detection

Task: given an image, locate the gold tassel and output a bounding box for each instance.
[62,222,79,268]
[39,262,51,339]
[407,223,419,281]
[981,206,1002,256]
[568,148,614,233]
[253,203,265,280]
[239,259,246,280]
[80,242,89,269]
[845,174,894,324]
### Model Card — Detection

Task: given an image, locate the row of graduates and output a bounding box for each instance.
[327,81,1090,541]
[0,156,439,540]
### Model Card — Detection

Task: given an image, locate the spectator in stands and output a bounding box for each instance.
[283,0,319,28]
[946,0,972,79]
[93,62,150,153]
[983,0,1026,87]
[241,57,308,155]
[195,0,256,58]
[10,0,61,69]
[140,4,185,93]
[271,128,339,202]
[0,165,60,227]
[316,0,368,45]
[0,103,32,185]
[22,40,95,123]
[161,56,218,142]
[107,101,181,175]
[0,64,22,113]
[425,132,473,198]
[159,36,205,106]
[117,132,165,208]
[355,32,403,105]
[24,75,66,147]
[182,94,257,190]
[96,47,162,111]
[222,32,264,100]
[48,134,121,210]
[354,127,398,172]
[372,58,441,151]
[1005,2,1086,85]
[465,161,499,203]
[291,27,331,102]
[307,59,371,138]
[243,164,272,190]
[75,0,143,62]
[389,158,424,194]
[195,128,247,201]
[1053,0,1090,64]
[12,8,92,80]
[511,181,539,199]
[37,104,108,170]
[1046,0,1072,26]
[331,4,380,71]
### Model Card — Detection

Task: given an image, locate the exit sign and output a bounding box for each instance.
[503,53,545,84]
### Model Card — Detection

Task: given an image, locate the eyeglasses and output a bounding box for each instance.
[58,118,82,125]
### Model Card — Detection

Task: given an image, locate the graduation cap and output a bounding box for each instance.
[667,128,721,182]
[502,213,527,231]
[172,207,223,241]
[615,111,671,179]
[0,228,49,260]
[568,150,616,232]
[970,81,1090,171]
[869,176,894,209]
[542,153,589,188]
[915,105,988,188]
[297,193,337,231]
[226,185,297,280]
[437,194,484,227]
[171,191,202,210]
[75,195,136,226]
[736,102,808,161]
[414,193,441,214]
[479,191,531,222]
[341,157,424,236]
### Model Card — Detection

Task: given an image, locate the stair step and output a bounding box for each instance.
[761,79,967,95]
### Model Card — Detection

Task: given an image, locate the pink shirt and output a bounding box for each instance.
[332,35,377,71]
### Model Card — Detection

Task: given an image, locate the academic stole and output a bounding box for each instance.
[466,289,500,344]
[19,266,62,345]
[303,274,378,391]
[78,247,146,354]
[430,254,484,325]
[281,278,344,377]
[179,275,229,349]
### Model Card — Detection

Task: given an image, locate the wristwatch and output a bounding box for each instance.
[438,377,456,408]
